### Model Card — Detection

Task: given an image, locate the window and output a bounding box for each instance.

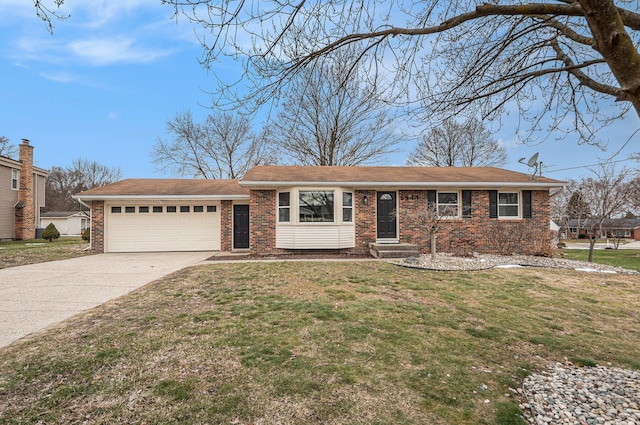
[207,206,217,213]
[194,206,204,213]
[498,192,519,218]
[437,192,459,217]
[125,206,136,213]
[153,206,163,213]
[139,206,149,213]
[111,206,122,213]
[342,192,353,222]
[167,206,177,213]
[299,191,334,222]
[613,229,632,238]
[180,206,190,213]
[278,192,290,223]
[11,169,18,190]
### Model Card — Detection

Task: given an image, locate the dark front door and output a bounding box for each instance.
[233,205,250,249]
[377,191,397,239]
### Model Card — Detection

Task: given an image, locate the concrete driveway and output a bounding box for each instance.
[0,252,213,348]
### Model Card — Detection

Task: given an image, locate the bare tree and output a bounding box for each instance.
[45,160,122,211]
[33,3,640,141]
[152,111,274,179]
[268,49,401,166]
[575,165,631,261]
[0,136,18,158]
[406,118,506,167]
[148,0,640,143]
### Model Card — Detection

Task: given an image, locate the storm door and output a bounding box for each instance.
[376,192,397,239]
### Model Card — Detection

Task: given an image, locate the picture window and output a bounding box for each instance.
[299,191,334,222]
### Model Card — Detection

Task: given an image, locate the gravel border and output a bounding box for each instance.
[518,363,640,424]
[398,253,638,274]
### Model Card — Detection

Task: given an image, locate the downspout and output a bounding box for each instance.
[75,197,92,251]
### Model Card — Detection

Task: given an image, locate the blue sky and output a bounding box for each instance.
[0,1,638,182]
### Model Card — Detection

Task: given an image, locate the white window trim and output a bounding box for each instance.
[278,191,291,223]
[277,188,355,225]
[498,191,521,219]
[11,169,19,191]
[436,191,460,219]
[342,191,353,223]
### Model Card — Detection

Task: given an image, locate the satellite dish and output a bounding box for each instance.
[526,152,539,167]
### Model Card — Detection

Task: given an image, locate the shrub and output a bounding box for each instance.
[82,228,90,242]
[42,223,60,242]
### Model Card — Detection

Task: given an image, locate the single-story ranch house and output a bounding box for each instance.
[75,166,565,256]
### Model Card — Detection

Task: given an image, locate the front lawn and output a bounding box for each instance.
[559,249,640,272]
[0,238,91,269]
[0,262,638,424]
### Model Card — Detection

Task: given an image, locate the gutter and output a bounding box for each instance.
[239,181,566,189]
[72,194,250,201]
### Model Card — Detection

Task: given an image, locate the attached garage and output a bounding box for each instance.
[75,179,250,253]
[105,202,221,252]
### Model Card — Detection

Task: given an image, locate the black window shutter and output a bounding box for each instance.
[427,190,436,210]
[489,190,498,218]
[462,190,472,218]
[523,190,532,218]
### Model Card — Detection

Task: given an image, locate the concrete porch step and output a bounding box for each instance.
[369,243,420,259]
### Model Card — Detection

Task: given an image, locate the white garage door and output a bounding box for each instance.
[105,203,221,252]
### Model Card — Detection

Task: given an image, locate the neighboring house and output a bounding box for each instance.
[0,140,48,240]
[565,218,640,241]
[40,211,90,236]
[75,166,565,255]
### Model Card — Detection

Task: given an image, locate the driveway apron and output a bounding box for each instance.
[0,252,213,348]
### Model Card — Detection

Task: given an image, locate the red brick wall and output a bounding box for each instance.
[15,141,35,240]
[246,188,553,256]
[250,190,276,255]
[398,190,552,256]
[91,201,105,253]
[353,190,376,253]
[220,200,232,251]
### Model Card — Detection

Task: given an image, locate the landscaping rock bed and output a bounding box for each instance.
[399,253,638,274]
[518,363,640,425]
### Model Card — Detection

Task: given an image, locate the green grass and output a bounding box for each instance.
[0,237,91,269]
[559,248,640,272]
[0,261,638,424]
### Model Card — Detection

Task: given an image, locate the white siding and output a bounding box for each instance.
[276,224,355,249]
[105,201,220,252]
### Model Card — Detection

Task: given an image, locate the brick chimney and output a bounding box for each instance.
[14,139,35,240]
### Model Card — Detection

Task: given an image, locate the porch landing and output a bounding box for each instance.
[369,243,420,259]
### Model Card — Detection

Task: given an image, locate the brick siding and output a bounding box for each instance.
[90,201,105,253]
[249,190,276,255]
[247,188,553,256]
[14,141,35,240]
[220,200,232,251]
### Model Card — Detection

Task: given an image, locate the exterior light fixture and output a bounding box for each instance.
[363,195,368,205]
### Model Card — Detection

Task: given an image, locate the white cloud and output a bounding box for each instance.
[68,36,173,65]
[39,71,78,83]
[108,112,119,120]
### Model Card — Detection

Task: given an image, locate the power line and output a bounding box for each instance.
[544,157,637,174]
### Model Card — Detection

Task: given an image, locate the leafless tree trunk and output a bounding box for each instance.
[152,111,276,179]
[406,117,506,167]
